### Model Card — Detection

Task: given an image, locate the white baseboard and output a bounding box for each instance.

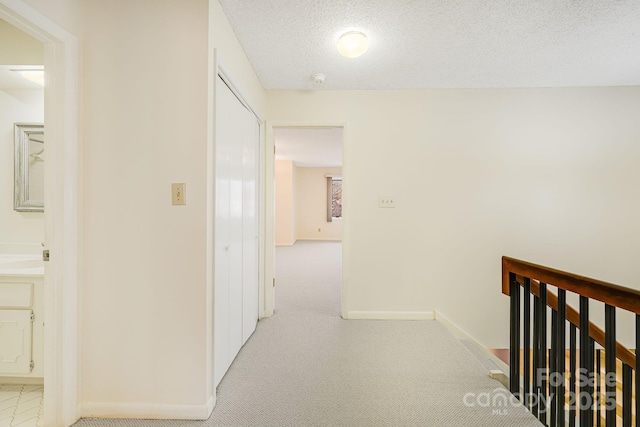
[81,399,214,420]
[434,311,509,374]
[490,370,510,389]
[346,311,435,320]
[207,394,215,417]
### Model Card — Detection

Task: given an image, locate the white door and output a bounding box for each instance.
[214,76,233,385]
[214,75,260,387]
[228,87,245,363]
[242,113,259,342]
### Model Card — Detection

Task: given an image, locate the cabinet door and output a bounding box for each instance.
[0,309,33,374]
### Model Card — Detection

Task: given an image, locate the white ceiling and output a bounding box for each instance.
[274,127,343,167]
[218,0,640,90]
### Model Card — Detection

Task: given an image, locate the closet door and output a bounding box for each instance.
[228,84,245,362]
[214,75,260,387]
[214,76,233,386]
[242,113,259,342]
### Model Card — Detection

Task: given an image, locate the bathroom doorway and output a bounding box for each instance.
[0,18,45,426]
[0,4,81,426]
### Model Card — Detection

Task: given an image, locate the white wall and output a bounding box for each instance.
[0,89,44,251]
[296,167,342,241]
[275,160,295,246]
[267,87,640,348]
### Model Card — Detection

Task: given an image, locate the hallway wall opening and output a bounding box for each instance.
[272,126,343,313]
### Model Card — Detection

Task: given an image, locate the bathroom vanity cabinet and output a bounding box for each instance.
[0,275,44,381]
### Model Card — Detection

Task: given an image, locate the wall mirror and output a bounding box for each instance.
[14,122,44,212]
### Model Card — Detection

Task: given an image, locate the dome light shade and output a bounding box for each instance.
[337,31,369,58]
[11,67,45,86]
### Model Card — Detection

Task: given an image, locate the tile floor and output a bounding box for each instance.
[0,385,44,427]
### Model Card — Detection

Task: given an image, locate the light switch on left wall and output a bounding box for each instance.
[172,183,186,206]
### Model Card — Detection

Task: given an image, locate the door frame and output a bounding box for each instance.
[0,2,81,426]
[264,121,349,318]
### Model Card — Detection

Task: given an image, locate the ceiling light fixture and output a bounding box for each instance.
[337,31,369,58]
[11,68,45,86]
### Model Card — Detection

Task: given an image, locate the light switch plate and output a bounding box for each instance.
[378,196,396,208]
[172,183,186,206]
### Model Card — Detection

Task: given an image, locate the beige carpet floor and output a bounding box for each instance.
[74,241,541,426]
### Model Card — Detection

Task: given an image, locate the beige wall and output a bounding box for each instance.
[8,0,265,417]
[80,0,265,417]
[275,160,295,246]
[0,89,44,251]
[0,19,44,65]
[296,167,342,241]
[276,165,344,243]
[23,0,82,36]
[267,87,640,348]
[81,0,209,411]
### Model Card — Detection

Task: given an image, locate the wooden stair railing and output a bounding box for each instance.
[522,277,636,368]
[502,256,640,427]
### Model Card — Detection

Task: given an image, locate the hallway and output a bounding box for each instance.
[75,241,540,426]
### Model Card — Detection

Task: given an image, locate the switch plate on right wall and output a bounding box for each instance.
[172,183,186,206]
[378,196,396,208]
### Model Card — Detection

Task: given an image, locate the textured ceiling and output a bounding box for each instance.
[274,128,342,167]
[218,0,640,90]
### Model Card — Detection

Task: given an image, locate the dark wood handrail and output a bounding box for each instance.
[502,256,640,314]
[502,256,639,367]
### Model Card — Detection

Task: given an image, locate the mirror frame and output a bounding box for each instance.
[14,122,44,212]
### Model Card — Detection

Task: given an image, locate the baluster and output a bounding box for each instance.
[579,296,592,427]
[590,339,596,427]
[540,282,548,425]
[510,273,521,395]
[533,291,541,418]
[557,289,566,426]
[551,310,558,427]
[596,348,601,427]
[622,363,631,427]
[604,305,616,427]
[524,278,531,409]
[636,315,640,427]
[569,324,576,427]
